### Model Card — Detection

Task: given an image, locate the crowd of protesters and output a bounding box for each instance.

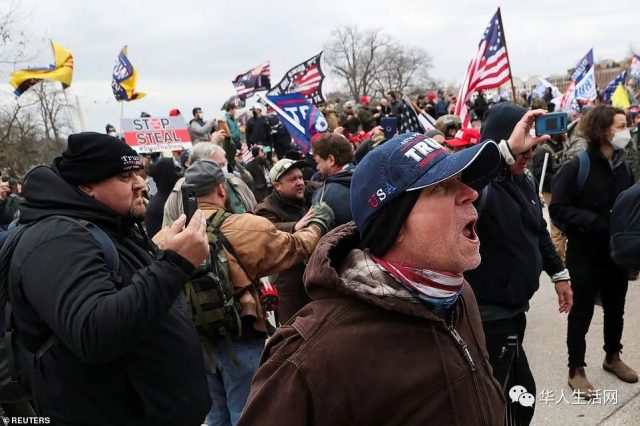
[1,79,640,426]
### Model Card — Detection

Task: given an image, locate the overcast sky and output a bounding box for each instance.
[0,0,636,132]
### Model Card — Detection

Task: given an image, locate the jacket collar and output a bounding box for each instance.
[304,222,464,323]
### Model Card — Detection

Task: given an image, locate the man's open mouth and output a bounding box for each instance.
[462,219,478,241]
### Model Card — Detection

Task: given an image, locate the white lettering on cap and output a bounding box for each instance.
[404,139,443,162]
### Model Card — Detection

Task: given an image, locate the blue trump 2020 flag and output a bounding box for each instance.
[263,93,328,154]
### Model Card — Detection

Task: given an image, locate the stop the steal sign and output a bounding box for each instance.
[121,116,192,153]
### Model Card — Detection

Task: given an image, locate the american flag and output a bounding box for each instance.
[399,96,426,134]
[268,53,326,105]
[232,61,271,100]
[454,9,511,128]
[240,143,254,164]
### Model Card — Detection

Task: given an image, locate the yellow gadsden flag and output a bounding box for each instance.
[611,83,631,109]
[9,41,74,96]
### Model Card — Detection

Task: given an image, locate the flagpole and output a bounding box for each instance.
[61,85,78,134]
[119,102,124,133]
[497,7,517,102]
[74,95,86,131]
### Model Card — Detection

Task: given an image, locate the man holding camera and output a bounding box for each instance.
[189,107,218,143]
[6,133,211,425]
[239,110,551,426]
[465,103,572,425]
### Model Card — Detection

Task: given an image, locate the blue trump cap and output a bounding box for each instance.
[350,132,501,232]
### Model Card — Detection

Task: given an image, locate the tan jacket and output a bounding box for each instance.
[161,176,257,228]
[154,202,321,331]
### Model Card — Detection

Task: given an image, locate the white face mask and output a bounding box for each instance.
[612,128,632,150]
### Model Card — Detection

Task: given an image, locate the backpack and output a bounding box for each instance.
[551,151,632,234]
[610,182,640,268]
[185,209,243,370]
[549,151,590,234]
[0,216,118,404]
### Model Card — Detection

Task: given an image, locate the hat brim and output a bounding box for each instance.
[407,140,500,192]
[444,138,471,148]
[273,160,307,182]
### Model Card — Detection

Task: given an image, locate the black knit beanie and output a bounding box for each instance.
[480,102,527,143]
[57,132,142,185]
[360,189,421,257]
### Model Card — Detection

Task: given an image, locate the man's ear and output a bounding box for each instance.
[78,183,96,197]
[327,154,336,168]
[394,221,407,245]
[272,181,282,193]
[217,182,227,199]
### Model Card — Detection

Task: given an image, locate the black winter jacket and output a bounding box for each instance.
[465,169,565,310]
[246,115,271,146]
[550,147,634,260]
[8,166,210,426]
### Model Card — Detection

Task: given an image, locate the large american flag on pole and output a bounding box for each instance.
[454,9,511,128]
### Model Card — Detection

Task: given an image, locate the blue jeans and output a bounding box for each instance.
[203,335,265,426]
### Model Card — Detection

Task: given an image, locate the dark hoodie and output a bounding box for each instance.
[239,223,505,425]
[144,158,181,237]
[464,103,564,320]
[311,166,354,226]
[8,165,210,426]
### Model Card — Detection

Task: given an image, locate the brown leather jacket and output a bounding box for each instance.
[254,185,318,322]
[239,223,505,425]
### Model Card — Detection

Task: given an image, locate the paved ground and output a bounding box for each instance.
[526,210,640,426]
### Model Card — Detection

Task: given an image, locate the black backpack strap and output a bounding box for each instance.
[48,216,120,279]
[576,151,590,190]
[77,220,120,279]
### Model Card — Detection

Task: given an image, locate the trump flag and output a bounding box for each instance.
[112,46,146,101]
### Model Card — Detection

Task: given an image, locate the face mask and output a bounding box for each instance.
[612,128,632,150]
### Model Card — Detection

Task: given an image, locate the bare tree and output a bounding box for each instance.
[372,45,433,96]
[31,82,74,142]
[324,26,389,101]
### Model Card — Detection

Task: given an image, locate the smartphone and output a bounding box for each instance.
[535,112,568,136]
[181,184,198,225]
[381,117,398,139]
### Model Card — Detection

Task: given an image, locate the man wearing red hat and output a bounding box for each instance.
[444,128,481,153]
[357,96,375,132]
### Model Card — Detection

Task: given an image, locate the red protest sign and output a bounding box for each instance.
[121,116,192,153]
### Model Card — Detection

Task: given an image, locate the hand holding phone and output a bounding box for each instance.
[181,184,198,225]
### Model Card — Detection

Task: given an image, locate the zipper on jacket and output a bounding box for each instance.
[448,310,476,371]
[447,307,491,425]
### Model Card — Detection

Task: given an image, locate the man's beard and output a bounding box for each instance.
[127,199,146,220]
